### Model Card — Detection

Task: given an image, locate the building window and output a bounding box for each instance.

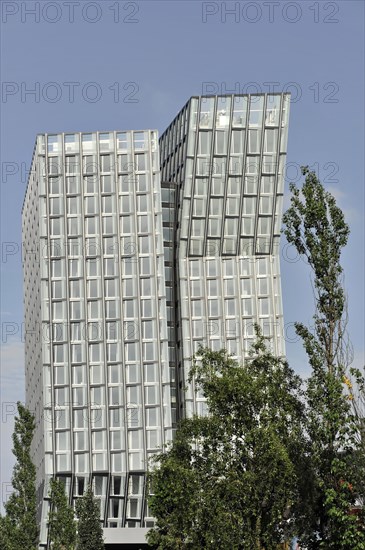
[108,364,121,384]
[65,156,78,175]
[85,196,98,215]
[67,217,80,236]
[100,155,111,173]
[67,197,80,215]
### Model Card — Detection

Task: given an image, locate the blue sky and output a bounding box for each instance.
[1,0,364,502]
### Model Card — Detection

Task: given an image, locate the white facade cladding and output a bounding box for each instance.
[22,93,290,548]
[159,94,290,418]
[22,130,172,546]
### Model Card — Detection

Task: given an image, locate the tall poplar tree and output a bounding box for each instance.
[283,166,365,548]
[75,484,104,550]
[48,478,77,550]
[0,402,38,549]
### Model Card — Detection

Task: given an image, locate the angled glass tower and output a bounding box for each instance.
[159,93,290,418]
[22,130,172,546]
[22,93,290,548]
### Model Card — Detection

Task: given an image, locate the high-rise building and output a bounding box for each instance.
[23,130,172,547]
[160,93,290,419]
[22,93,290,548]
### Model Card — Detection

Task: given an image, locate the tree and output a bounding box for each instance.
[0,516,16,550]
[349,365,365,454]
[75,484,104,550]
[48,478,77,550]
[0,402,38,549]
[148,332,306,549]
[347,366,365,516]
[283,166,365,548]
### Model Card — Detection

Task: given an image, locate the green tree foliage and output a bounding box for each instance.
[147,333,306,549]
[348,366,365,515]
[349,365,365,452]
[283,166,365,548]
[75,484,104,550]
[0,516,16,550]
[0,402,38,550]
[48,478,77,550]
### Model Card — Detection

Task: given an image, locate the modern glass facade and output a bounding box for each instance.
[159,93,290,418]
[22,93,290,548]
[23,130,172,546]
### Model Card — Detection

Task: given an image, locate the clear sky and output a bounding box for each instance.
[1,0,364,506]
